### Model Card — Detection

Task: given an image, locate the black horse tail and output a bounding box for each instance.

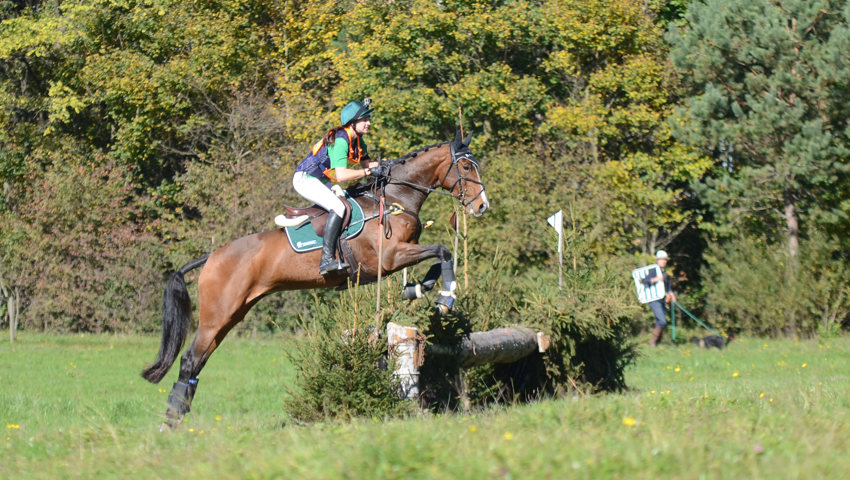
[141,255,210,383]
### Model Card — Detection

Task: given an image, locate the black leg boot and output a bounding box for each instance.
[319,212,350,275]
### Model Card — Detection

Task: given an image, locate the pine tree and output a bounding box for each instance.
[668,0,850,258]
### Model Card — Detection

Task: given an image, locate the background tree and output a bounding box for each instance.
[668,0,850,256]
[668,0,850,335]
[311,0,708,270]
[2,0,845,338]
[0,0,287,331]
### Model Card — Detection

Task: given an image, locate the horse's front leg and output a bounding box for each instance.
[432,258,458,315]
[384,243,457,315]
[401,262,441,299]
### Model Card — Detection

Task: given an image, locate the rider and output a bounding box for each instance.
[289,98,380,275]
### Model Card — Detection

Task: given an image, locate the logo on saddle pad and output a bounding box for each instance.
[281,196,366,253]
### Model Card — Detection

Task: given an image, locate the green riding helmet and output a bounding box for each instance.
[340,98,372,126]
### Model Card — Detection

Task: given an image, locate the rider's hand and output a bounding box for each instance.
[369,163,389,177]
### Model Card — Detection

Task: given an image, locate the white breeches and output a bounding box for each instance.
[292,171,346,217]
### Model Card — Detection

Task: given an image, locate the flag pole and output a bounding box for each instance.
[547,210,564,291]
[557,215,563,291]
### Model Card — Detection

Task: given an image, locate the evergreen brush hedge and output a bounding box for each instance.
[284,256,642,422]
[517,263,642,394]
[284,321,414,423]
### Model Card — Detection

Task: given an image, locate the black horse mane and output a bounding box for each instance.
[385,141,449,167]
[348,141,450,196]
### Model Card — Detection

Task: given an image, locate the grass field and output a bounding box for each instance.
[2,332,849,479]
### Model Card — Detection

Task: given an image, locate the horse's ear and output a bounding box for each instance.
[463,131,473,147]
[454,129,463,146]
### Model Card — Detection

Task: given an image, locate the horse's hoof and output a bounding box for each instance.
[160,414,182,432]
[163,406,185,430]
[435,295,454,316]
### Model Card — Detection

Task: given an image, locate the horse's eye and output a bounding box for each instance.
[462,163,471,172]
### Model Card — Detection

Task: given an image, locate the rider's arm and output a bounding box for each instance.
[328,137,371,182]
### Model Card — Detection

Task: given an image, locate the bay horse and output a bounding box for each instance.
[141,131,489,427]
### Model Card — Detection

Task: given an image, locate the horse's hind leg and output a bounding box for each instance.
[163,308,244,429]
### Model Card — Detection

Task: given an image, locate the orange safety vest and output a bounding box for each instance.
[315,126,363,182]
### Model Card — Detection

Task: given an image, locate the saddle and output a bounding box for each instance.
[275,200,353,236]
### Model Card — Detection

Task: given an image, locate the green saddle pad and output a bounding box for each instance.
[284,196,366,253]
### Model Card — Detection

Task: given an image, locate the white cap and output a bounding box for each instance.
[655,250,669,259]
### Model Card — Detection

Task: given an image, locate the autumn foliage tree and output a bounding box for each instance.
[0,0,846,337]
[0,0,285,331]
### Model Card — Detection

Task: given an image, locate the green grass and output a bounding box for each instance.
[2,333,850,479]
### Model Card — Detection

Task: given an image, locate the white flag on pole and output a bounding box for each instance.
[547,210,563,234]
[547,210,564,291]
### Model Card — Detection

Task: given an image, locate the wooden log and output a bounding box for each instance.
[426,326,549,368]
[386,322,421,399]
[387,324,550,400]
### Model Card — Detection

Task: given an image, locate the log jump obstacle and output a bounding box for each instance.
[387,322,550,399]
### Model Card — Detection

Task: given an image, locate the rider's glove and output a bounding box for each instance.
[369,163,389,178]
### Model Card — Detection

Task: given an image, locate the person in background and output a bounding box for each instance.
[643,250,677,346]
[287,98,380,275]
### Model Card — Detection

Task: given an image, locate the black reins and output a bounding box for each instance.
[375,141,486,207]
[347,140,485,239]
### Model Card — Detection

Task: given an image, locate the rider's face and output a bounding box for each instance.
[353,117,371,135]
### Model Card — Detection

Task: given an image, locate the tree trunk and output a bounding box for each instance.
[783,189,799,337]
[426,326,549,368]
[784,190,799,260]
[387,324,550,401]
[8,289,17,343]
[387,322,422,399]
[0,266,19,343]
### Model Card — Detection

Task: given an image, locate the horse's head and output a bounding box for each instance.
[442,131,489,217]
[373,131,489,216]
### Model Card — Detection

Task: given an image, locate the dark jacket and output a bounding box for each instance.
[295,126,367,181]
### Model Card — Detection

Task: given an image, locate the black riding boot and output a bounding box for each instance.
[319,212,350,275]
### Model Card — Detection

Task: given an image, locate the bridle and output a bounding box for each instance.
[375,141,486,208]
[443,139,486,208]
